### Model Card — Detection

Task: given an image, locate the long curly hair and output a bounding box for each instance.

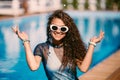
[46,10,87,73]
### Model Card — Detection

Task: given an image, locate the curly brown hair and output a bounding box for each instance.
[46,10,87,72]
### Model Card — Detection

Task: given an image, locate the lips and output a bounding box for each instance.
[52,31,65,40]
[54,31,64,35]
[54,32,62,37]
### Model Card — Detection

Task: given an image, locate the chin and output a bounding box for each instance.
[51,33,65,41]
[54,38,62,41]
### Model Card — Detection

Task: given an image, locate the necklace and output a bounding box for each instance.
[54,44,63,48]
[50,43,63,48]
[47,39,63,48]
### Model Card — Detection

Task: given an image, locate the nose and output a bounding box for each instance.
[56,28,61,33]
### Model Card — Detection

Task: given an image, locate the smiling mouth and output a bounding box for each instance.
[54,31,65,35]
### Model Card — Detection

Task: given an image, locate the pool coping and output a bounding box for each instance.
[79,49,120,80]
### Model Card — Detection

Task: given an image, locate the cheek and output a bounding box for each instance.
[50,32,54,37]
[62,34,66,38]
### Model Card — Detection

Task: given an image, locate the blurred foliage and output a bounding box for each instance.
[106,0,114,10]
[96,0,101,10]
[84,0,89,10]
[61,0,78,9]
[61,0,120,11]
[73,0,78,9]
[106,0,120,10]
[61,0,68,9]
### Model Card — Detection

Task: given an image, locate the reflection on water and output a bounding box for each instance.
[0,59,17,73]
[1,27,20,59]
[0,25,20,77]
[0,11,120,80]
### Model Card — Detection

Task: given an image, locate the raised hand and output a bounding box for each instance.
[11,26,29,41]
[90,31,104,43]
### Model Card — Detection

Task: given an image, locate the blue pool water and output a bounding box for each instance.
[0,11,120,80]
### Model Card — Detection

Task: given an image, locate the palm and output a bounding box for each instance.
[12,26,29,41]
[90,31,104,43]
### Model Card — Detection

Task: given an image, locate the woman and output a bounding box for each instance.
[12,10,104,80]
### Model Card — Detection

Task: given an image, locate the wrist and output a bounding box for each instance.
[22,39,30,44]
[89,41,96,47]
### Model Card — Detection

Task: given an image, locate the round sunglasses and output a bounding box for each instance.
[50,24,69,33]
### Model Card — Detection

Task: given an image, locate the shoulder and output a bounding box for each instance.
[35,41,49,49]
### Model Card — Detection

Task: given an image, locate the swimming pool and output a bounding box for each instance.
[0,11,120,80]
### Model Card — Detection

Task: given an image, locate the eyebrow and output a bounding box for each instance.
[50,24,66,26]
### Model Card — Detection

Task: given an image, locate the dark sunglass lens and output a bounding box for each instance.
[52,26,57,30]
[61,27,67,32]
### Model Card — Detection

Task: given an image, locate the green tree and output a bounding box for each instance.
[106,0,113,10]
[113,0,120,10]
[84,0,89,10]
[61,0,68,9]
[73,0,78,9]
[96,0,101,10]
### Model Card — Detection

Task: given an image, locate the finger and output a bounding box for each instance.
[15,29,19,35]
[17,32,23,40]
[90,36,97,42]
[15,26,20,32]
[100,31,104,36]
[11,27,16,33]
[102,32,104,37]
[15,26,21,35]
[11,25,19,33]
[99,31,104,39]
[101,32,104,39]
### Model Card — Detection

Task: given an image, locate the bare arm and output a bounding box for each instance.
[12,26,41,71]
[77,31,104,72]
[23,42,42,71]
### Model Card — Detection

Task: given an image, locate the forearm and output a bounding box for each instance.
[79,45,95,72]
[78,31,104,72]
[23,42,40,70]
[11,27,41,70]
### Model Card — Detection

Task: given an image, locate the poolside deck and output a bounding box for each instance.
[0,13,30,20]
[79,49,120,80]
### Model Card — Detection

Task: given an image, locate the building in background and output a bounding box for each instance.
[0,0,120,16]
[0,0,62,16]
[62,0,120,11]
[0,0,24,16]
[27,0,62,13]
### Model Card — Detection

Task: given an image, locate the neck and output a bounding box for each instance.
[52,38,62,45]
[50,39,63,48]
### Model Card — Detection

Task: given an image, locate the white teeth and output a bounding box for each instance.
[56,34,60,36]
